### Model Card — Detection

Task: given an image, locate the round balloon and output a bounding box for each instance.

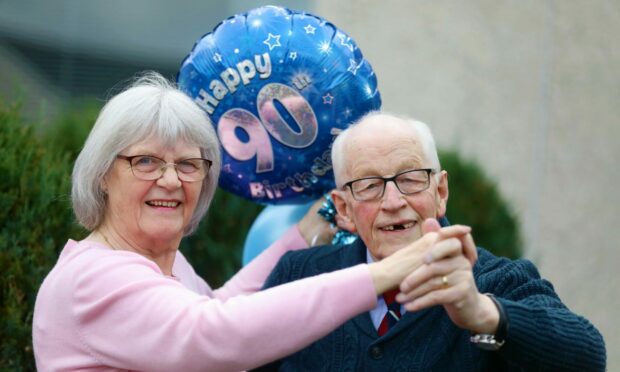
[178,5,381,204]
[242,202,313,265]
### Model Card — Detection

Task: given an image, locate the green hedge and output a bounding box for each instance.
[440,151,521,259]
[0,101,520,369]
[0,104,85,370]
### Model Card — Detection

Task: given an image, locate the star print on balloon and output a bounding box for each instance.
[263,33,282,50]
[177,5,381,204]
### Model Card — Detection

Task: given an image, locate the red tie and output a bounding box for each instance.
[378,289,401,336]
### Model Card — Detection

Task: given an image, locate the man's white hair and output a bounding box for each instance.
[331,111,441,187]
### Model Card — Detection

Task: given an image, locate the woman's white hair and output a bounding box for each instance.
[331,111,441,187]
[72,71,221,235]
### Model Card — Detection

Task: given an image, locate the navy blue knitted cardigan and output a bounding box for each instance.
[259,238,606,371]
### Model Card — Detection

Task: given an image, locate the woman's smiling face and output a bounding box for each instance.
[102,136,203,247]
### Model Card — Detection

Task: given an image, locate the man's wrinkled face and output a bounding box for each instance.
[332,117,448,261]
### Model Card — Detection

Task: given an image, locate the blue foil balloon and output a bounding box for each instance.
[242,202,313,265]
[178,5,381,204]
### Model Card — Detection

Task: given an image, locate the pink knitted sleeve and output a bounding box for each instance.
[72,250,376,371]
[213,225,308,300]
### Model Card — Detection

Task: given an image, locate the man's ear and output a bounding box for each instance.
[436,170,449,218]
[330,189,357,233]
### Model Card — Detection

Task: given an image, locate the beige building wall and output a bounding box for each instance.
[314,0,619,368]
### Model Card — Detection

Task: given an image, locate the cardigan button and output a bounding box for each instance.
[369,345,383,359]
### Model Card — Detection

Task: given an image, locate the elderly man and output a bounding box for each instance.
[259,112,606,371]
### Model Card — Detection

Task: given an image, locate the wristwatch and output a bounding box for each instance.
[470,293,508,351]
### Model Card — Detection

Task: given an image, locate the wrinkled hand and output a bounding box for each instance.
[297,196,337,246]
[369,220,473,295]
[396,219,498,334]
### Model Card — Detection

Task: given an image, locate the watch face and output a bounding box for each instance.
[470,334,504,351]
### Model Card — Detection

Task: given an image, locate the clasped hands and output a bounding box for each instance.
[296,197,501,334]
[377,219,500,335]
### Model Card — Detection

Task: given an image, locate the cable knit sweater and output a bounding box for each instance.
[32,227,377,372]
[261,238,606,371]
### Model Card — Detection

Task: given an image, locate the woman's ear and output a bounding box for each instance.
[100,178,108,194]
[331,189,357,233]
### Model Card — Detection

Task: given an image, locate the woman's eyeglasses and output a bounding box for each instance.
[116,155,212,182]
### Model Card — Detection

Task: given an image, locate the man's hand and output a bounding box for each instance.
[396,219,499,334]
[368,221,472,295]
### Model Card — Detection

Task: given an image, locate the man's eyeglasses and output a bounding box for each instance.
[116,155,212,183]
[343,168,435,201]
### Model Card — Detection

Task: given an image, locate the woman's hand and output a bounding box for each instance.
[367,220,474,295]
[296,196,337,246]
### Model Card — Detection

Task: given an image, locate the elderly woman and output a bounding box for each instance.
[33,72,473,371]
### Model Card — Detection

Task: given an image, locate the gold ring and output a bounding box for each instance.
[441,275,449,286]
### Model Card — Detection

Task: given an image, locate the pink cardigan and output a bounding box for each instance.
[32,227,376,371]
